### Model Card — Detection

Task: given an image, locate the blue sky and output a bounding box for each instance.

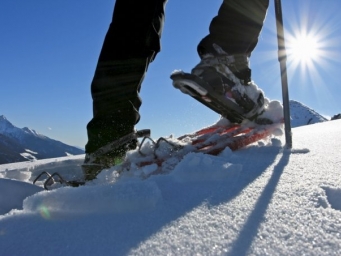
[1,0,341,148]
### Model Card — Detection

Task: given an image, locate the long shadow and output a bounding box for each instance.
[227,150,291,256]
[99,145,283,255]
[0,145,283,255]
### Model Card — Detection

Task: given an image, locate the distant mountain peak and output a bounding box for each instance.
[289,100,328,127]
[0,116,84,164]
[0,115,9,123]
[0,115,15,132]
[22,127,42,137]
[0,116,43,139]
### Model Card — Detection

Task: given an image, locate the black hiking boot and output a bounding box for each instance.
[82,129,150,181]
[171,44,265,123]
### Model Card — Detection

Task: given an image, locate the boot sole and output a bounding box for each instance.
[171,72,246,123]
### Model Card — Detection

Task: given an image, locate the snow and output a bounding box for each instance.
[22,127,43,137]
[290,100,328,127]
[1,120,341,255]
[19,152,37,161]
[20,149,39,161]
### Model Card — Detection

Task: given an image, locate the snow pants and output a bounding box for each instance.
[85,0,269,154]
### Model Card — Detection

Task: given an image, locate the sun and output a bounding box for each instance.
[287,32,323,67]
[288,34,319,63]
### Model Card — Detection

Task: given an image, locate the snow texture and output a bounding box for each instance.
[0,120,341,255]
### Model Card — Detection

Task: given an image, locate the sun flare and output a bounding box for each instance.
[288,34,320,63]
[287,32,323,67]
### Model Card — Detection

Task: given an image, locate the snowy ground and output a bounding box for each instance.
[1,120,341,256]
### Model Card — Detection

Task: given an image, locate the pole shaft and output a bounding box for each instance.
[274,0,292,148]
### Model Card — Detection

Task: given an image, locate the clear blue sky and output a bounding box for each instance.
[1,0,341,148]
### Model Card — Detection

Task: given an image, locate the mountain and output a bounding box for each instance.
[289,100,328,127]
[0,115,84,164]
[331,113,341,120]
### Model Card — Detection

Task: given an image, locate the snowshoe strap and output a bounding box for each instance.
[90,129,151,160]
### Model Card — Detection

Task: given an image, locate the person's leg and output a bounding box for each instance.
[171,0,269,123]
[83,0,167,180]
[198,0,269,56]
[85,0,167,157]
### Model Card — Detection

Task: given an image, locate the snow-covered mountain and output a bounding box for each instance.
[289,100,328,127]
[0,115,84,164]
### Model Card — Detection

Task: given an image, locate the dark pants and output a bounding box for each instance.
[85,0,269,154]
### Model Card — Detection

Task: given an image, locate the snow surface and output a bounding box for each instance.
[1,120,341,255]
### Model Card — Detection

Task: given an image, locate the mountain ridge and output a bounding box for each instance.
[0,115,84,164]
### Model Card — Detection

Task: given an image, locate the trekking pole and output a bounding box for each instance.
[274,0,292,148]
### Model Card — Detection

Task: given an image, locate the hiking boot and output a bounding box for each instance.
[171,43,265,123]
[82,129,151,181]
[82,138,137,181]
